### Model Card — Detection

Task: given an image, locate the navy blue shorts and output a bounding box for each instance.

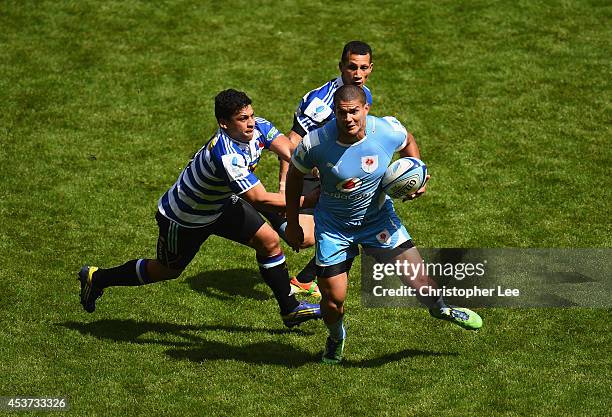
[156,196,265,270]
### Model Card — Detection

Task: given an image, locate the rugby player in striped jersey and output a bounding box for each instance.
[78,89,321,328]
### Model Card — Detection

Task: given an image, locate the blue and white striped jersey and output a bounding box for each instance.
[158,117,281,227]
[292,76,373,136]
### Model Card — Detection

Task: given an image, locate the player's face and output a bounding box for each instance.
[335,99,370,139]
[219,105,255,142]
[339,53,373,87]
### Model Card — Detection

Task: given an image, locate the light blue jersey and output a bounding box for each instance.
[158,117,281,227]
[291,115,411,266]
[292,76,373,136]
[292,115,407,225]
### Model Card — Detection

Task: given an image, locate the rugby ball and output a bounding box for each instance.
[381,157,427,199]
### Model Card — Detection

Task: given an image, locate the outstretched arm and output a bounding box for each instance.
[276,130,303,194]
[269,134,296,163]
[240,171,317,215]
[241,182,298,213]
[285,162,306,251]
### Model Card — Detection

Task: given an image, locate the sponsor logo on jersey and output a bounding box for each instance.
[222,154,247,181]
[336,177,362,192]
[328,159,343,173]
[266,127,279,140]
[304,97,333,123]
[361,155,378,173]
[323,189,375,200]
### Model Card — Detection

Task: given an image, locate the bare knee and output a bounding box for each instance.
[322,297,344,315]
[320,286,345,314]
[250,225,281,256]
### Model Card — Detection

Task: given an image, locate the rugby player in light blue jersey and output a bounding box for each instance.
[285,85,483,364]
[78,89,321,328]
[267,41,376,297]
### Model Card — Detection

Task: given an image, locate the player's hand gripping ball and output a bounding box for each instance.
[381,157,428,199]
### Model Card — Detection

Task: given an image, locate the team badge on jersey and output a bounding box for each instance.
[376,229,391,244]
[361,155,379,173]
[304,97,333,123]
[336,177,363,192]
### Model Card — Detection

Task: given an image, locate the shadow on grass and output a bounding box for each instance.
[59,319,310,345]
[166,345,457,368]
[59,319,315,367]
[165,342,320,367]
[184,268,272,301]
[343,349,458,368]
[59,319,456,368]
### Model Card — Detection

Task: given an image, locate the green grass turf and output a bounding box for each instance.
[1,0,610,416]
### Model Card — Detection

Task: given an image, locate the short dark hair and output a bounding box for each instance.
[215,89,252,121]
[333,84,367,106]
[340,40,372,63]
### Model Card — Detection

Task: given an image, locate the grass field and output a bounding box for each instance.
[1,0,611,416]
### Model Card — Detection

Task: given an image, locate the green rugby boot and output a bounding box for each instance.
[321,336,345,365]
[429,306,482,331]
